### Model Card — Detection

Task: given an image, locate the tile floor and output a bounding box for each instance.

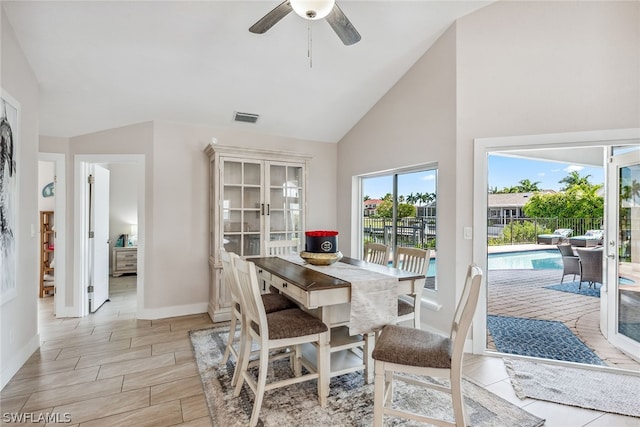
[1,274,639,426]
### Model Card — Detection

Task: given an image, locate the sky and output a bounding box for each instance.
[362,156,604,200]
[488,155,604,192]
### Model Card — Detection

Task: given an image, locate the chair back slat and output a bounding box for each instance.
[220,249,241,304]
[233,256,269,335]
[393,247,430,276]
[450,264,483,364]
[265,239,299,256]
[364,242,390,265]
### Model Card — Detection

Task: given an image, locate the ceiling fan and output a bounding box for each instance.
[249,0,361,46]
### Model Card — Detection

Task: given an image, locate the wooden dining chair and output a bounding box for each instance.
[232,256,330,427]
[372,264,483,427]
[219,249,297,386]
[364,242,390,266]
[264,238,300,256]
[393,246,430,329]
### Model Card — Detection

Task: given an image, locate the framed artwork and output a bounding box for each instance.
[1,90,19,305]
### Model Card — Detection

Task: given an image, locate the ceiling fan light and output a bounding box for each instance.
[290,0,335,20]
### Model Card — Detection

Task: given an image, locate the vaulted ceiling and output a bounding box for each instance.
[3,1,492,142]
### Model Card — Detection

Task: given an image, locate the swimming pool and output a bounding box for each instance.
[425,249,636,285]
[425,249,562,276]
[487,249,562,270]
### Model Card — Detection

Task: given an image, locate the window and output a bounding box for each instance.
[361,166,437,290]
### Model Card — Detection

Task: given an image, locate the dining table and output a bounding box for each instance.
[249,255,426,384]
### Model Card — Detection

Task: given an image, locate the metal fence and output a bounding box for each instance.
[362,216,603,248]
[488,217,603,245]
[363,217,436,249]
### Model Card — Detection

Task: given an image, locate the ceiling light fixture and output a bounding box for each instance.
[290,0,335,20]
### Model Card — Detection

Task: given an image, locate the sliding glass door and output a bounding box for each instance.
[361,167,437,289]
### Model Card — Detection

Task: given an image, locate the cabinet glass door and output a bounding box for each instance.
[222,159,263,256]
[267,163,304,242]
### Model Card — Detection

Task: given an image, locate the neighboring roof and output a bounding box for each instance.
[364,199,383,206]
[488,191,556,208]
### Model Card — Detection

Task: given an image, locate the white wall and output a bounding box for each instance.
[337,0,640,333]
[144,121,337,315]
[38,161,55,212]
[50,120,336,319]
[0,10,41,389]
[338,24,458,332]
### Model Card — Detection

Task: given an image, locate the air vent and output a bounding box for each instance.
[234,112,259,124]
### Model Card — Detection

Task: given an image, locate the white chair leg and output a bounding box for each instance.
[293,344,302,376]
[384,370,394,406]
[231,319,247,387]
[249,345,270,427]
[413,300,421,329]
[233,331,252,397]
[373,361,385,427]
[221,313,238,364]
[450,370,466,427]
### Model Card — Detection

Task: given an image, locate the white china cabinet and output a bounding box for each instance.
[205,144,309,321]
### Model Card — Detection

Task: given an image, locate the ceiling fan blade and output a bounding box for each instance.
[326,3,361,45]
[249,0,293,34]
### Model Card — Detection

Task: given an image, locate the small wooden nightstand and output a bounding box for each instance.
[113,246,137,277]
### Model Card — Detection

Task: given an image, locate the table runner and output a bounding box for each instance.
[278,254,398,335]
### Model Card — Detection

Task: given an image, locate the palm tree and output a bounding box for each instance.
[515,179,541,192]
[559,171,592,191]
[621,179,640,205]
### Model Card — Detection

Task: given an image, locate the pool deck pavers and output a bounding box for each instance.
[487,245,640,371]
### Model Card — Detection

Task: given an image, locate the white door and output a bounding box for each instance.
[89,164,110,312]
[605,149,640,356]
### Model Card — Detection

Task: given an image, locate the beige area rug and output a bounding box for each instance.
[190,326,545,426]
[505,358,640,418]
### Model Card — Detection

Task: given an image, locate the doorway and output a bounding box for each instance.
[38,153,66,318]
[473,129,640,369]
[74,154,144,317]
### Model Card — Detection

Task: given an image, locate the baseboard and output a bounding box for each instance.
[1,333,40,390]
[136,302,209,320]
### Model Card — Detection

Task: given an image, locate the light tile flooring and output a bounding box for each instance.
[1,275,639,426]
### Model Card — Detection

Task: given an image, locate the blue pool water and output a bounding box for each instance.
[426,249,562,276]
[425,249,636,285]
[487,249,562,270]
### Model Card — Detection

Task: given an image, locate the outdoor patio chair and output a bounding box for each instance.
[372,264,483,427]
[364,242,390,265]
[577,247,604,290]
[557,244,580,284]
[569,230,604,248]
[537,228,573,245]
[232,256,330,427]
[393,247,430,329]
